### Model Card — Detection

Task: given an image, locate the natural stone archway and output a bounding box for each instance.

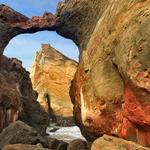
[0,4,56,55]
[0,4,78,133]
[1,0,150,148]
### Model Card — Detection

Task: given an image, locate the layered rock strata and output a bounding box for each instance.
[30,44,78,117]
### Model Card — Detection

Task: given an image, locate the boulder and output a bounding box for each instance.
[3,144,49,150]
[30,44,78,117]
[91,135,149,150]
[67,139,88,150]
[47,137,68,150]
[0,55,49,134]
[0,121,48,149]
[0,4,56,55]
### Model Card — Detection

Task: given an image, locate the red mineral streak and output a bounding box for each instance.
[123,83,150,146]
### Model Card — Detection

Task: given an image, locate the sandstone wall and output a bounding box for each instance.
[56,0,150,146]
[30,44,78,117]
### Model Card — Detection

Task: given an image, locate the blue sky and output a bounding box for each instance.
[1,0,79,70]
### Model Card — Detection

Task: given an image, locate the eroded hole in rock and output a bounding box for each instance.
[3,30,84,142]
[4,31,79,70]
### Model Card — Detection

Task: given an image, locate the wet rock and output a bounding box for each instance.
[67,139,88,150]
[0,121,48,149]
[56,141,68,150]
[91,135,149,150]
[49,127,59,133]
[55,116,75,127]
[47,137,68,150]
[30,44,78,117]
[3,144,49,150]
[47,138,60,149]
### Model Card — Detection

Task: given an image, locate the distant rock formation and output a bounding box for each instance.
[0,55,48,134]
[30,44,78,117]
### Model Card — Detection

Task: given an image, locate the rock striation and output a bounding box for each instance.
[0,55,48,134]
[30,44,78,117]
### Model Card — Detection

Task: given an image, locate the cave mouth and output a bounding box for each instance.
[4,31,79,71]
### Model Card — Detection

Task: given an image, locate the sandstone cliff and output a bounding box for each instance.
[30,44,78,117]
[56,0,150,146]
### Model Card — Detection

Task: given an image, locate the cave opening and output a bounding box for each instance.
[4,31,79,70]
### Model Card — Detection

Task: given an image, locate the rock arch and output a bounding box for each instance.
[1,0,150,147]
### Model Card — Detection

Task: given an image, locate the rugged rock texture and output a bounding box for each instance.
[0,121,48,149]
[0,0,150,148]
[0,4,56,55]
[56,0,150,147]
[91,135,149,150]
[3,144,49,150]
[56,0,109,48]
[0,55,48,134]
[30,44,78,117]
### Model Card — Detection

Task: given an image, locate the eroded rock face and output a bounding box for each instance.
[56,0,109,48]
[56,0,150,147]
[30,44,78,117]
[0,55,48,134]
[0,0,150,148]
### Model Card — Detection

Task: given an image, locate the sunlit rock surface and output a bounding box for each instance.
[30,44,78,117]
[91,135,149,150]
